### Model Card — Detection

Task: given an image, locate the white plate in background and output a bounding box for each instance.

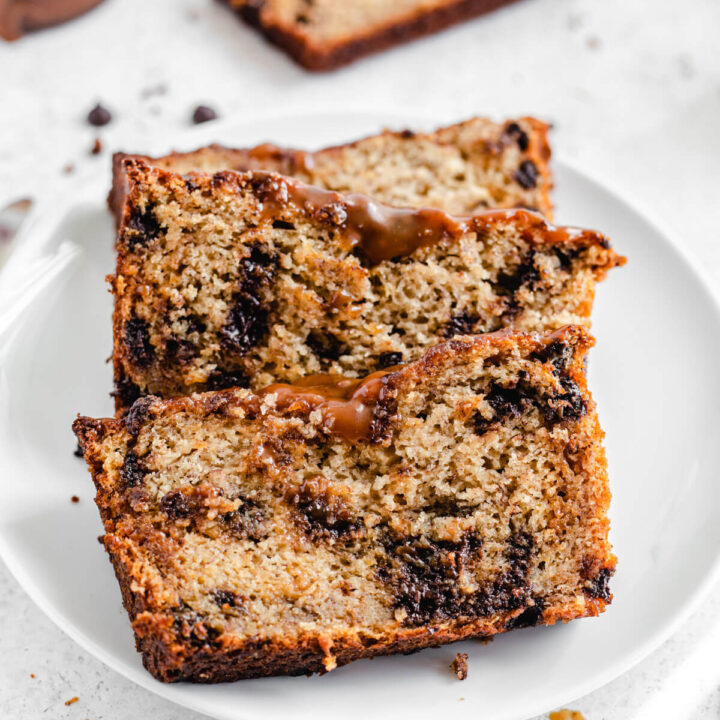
[1,111,720,720]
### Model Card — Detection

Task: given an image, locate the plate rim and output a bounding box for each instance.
[2,108,720,720]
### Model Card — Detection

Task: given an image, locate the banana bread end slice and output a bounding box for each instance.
[75,326,614,683]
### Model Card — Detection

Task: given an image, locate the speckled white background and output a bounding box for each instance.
[1,0,720,717]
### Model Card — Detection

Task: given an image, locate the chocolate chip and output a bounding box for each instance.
[212,589,243,608]
[474,383,535,434]
[120,450,146,489]
[206,369,250,391]
[505,598,545,629]
[165,337,197,364]
[441,311,479,339]
[192,105,217,124]
[87,103,112,127]
[112,375,142,409]
[271,220,295,230]
[497,254,539,294]
[123,317,154,367]
[286,476,363,540]
[220,246,278,354]
[124,396,157,436]
[543,376,586,424]
[532,340,575,374]
[585,567,613,601]
[504,122,529,151]
[377,351,403,369]
[160,489,191,519]
[514,160,539,189]
[223,498,268,542]
[306,329,346,363]
[124,203,161,248]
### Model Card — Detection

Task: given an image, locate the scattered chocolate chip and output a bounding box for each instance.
[112,375,142,409]
[474,383,534,434]
[543,376,586,424]
[90,137,103,155]
[120,450,146,489]
[400,129,415,139]
[377,351,403,369]
[513,160,539,189]
[124,203,161,248]
[160,489,191,519]
[192,105,218,124]
[585,567,613,601]
[451,652,469,680]
[87,103,112,127]
[71,495,80,503]
[504,122,529,151]
[223,498,269,542]
[212,589,243,608]
[164,336,197,364]
[123,317,154,367]
[497,254,540,294]
[306,329,346,363]
[441,311,479,339]
[220,246,278,354]
[271,219,295,230]
[286,476,363,540]
[505,598,545,629]
[206,368,250,391]
[124,396,157,436]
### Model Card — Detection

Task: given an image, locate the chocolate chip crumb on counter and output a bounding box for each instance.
[87,103,112,127]
[451,652,469,680]
[73,326,615,682]
[192,105,218,124]
[110,161,622,411]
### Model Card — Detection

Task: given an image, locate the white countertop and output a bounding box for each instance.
[1,0,720,717]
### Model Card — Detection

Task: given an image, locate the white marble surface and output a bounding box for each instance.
[1,0,720,717]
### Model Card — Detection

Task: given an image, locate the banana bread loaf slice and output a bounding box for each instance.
[74,326,614,683]
[223,0,520,70]
[112,160,623,412]
[109,116,553,225]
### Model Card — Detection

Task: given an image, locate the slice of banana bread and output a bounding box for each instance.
[109,116,553,225]
[112,160,623,412]
[74,326,615,683]
[223,0,520,71]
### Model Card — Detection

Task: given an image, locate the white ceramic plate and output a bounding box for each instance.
[2,111,720,720]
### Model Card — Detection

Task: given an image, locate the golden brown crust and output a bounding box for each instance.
[74,327,615,683]
[226,0,521,71]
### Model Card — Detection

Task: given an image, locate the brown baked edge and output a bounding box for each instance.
[106,536,609,683]
[230,0,522,71]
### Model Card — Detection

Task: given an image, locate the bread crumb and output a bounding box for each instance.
[71,496,80,503]
[90,138,103,155]
[64,696,79,706]
[30,673,35,678]
[450,652,468,680]
[549,710,585,720]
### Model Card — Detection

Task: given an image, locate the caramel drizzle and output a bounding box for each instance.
[250,172,600,265]
[260,370,390,442]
